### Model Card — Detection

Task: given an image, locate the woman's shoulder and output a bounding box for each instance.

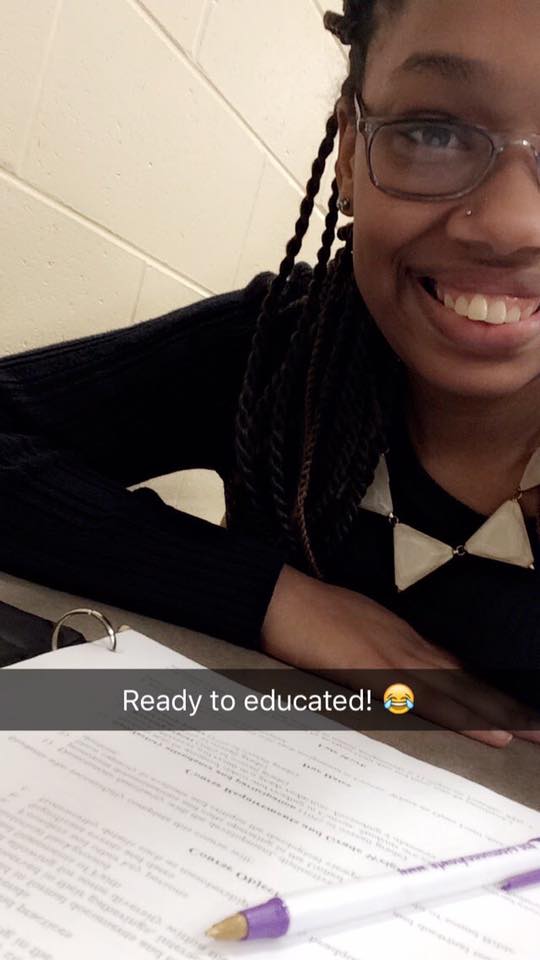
[240,261,314,344]
[242,261,313,306]
[122,260,314,354]
[0,262,313,388]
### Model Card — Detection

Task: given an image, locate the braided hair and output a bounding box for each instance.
[231,0,405,578]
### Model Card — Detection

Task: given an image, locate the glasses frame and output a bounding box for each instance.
[353,93,540,202]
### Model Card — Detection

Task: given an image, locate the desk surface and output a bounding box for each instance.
[2,571,538,812]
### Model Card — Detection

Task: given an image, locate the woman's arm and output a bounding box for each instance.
[0,274,286,647]
[261,565,540,747]
[0,279,275,483]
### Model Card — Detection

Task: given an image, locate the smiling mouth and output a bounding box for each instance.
[419,277,540,325]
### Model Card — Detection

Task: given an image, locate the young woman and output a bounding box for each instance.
[2,0,540,746]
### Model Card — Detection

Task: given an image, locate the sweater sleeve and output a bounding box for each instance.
[0,273,286,648]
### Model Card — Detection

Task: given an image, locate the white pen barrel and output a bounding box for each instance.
[286,840,540,936]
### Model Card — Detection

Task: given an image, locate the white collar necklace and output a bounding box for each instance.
[360,449,540,592]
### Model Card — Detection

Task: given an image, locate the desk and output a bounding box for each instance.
[1,571,538,812]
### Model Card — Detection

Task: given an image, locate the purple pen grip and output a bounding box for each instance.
[243,897,290,939]
[502,868,540,892]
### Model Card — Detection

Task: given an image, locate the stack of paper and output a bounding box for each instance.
[1,632,539,958]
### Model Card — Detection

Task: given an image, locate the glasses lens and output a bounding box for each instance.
[369,120,493,197]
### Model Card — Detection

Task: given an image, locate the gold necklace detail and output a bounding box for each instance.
[360,450,540,591]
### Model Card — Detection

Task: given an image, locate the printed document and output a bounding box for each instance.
[1,632,539,959]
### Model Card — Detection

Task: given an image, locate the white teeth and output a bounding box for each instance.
[486,300,507,324]
[455,296,469,317]
[467,295,488,321]
[424,280,540,325]
[428,279,540,325]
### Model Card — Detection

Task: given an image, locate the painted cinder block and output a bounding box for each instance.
[198,0,346,188]
[138,0,207,57]
[22,0,265,292]
[0,0,58,172]
[135,468,226,524]
[133,264,205,324]
[0,177,142,354]
[234,156,328,289]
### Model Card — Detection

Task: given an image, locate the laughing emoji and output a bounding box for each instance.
[384,683,415,715]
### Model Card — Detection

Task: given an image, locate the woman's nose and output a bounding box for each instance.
[446,146,540,257]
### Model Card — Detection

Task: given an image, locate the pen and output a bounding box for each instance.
[206,837,540,941]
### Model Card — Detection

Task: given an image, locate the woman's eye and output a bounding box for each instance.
[404,124,463,150]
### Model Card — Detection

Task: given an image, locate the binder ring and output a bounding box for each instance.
[52,608,117,652]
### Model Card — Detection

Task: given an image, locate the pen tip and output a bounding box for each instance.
[206,913,248,941]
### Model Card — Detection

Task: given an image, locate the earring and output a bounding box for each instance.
[465,209,473,217]
[338,197,351,213]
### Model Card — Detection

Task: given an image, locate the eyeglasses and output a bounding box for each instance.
[354,94,540,201]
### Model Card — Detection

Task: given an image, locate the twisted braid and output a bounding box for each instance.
[234,111,341,527]
[267,187,342,560]
[266,127,341,551]
[232,0,405,574]
[311,260,370,518]
[294,226,356,575]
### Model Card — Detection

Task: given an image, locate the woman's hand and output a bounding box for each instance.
[261,565,540,748]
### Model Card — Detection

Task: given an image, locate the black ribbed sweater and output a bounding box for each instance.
[0,272,286,648]
[1,268,540,676]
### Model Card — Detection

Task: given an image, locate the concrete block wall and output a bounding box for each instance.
[1,0,348,521]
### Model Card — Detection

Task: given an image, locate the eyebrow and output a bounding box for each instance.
[393,52,500,85]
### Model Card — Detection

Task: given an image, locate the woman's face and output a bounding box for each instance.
[338,0,540,399]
